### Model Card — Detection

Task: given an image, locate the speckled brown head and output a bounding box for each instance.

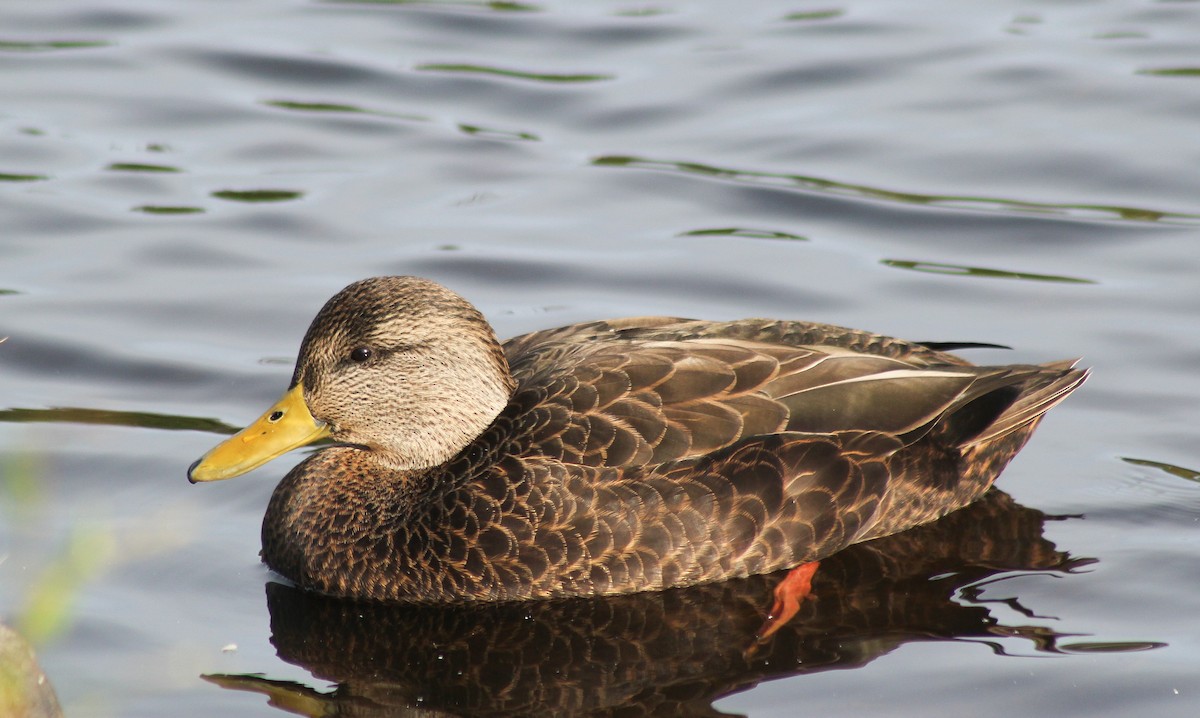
[189,276,515,481]
[295,276,516,469]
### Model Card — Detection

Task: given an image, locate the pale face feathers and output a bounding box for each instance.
[295,276,515,470]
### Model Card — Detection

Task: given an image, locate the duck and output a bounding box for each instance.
[188,276,1087,622]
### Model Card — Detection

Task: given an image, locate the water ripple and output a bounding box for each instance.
[262,99,428,123]
[680,227,807,241]
[1121,457,1200,484]
[782,10,845,22]
[211,189,304,203]
[881,260,1096,284]
[1137,68,1200,78]
[186,48,386,86]
[0,39,110,53]
[456,123,540,141]
[106,163,181,174]
[592,155,1200,225]
[132,205,205,215]
[416,63,614,83]
[0,407,238,435]
[324,0,540,10]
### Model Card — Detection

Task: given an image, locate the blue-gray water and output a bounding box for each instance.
[2,0,1199,715]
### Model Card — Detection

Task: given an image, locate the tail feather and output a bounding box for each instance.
[1039,357,1084,371]
[928,384,1020,447]
[961,363,1089,447]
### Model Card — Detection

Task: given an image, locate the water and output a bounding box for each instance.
[2,0,1199,715]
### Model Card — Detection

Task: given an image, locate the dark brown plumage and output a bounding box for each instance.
[205,491,1099,718]
[188,276,1088,603]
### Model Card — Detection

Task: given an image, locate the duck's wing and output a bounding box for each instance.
[503,318,1072,468]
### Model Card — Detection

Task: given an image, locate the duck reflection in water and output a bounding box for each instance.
[205,490,1097,717]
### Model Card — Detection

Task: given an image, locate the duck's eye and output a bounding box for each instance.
[349,346,373,363]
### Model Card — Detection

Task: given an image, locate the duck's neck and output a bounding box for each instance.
[262,398,526,602]
[372,389,511,471]
[263,446,446,598]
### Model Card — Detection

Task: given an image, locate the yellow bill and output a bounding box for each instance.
[188,384,330,483]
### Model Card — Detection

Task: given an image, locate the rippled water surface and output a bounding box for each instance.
[3,0,1200,715]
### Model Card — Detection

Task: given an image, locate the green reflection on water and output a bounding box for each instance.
[212,189,303,203]
[263,99,429,123]
[106,163,181,173]
[783,9,843,21]
[266,100,368,114]
[881,259,1095,284]
[0,40,110,52]
[417,63,613,83]
[1094,32,1148,40]
[457,123,540,141]
[592,155,1200,225]
[614,7,671,16]
[1121,457,1200,483]
[1138,68,1200,77]
[324,0,539,10]
[0,407,238,435]
[0,173,49,182]
[681,227,807,241]
[133,205,205,215]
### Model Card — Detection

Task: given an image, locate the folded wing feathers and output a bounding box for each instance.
[558,340,987,463]
[513,324,1082,473]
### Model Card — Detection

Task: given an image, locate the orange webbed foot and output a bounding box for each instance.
[753,561,820,647]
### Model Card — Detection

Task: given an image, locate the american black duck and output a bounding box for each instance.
[189,276,1087,616]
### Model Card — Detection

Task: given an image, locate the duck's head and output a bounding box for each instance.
[188,276,515,482]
